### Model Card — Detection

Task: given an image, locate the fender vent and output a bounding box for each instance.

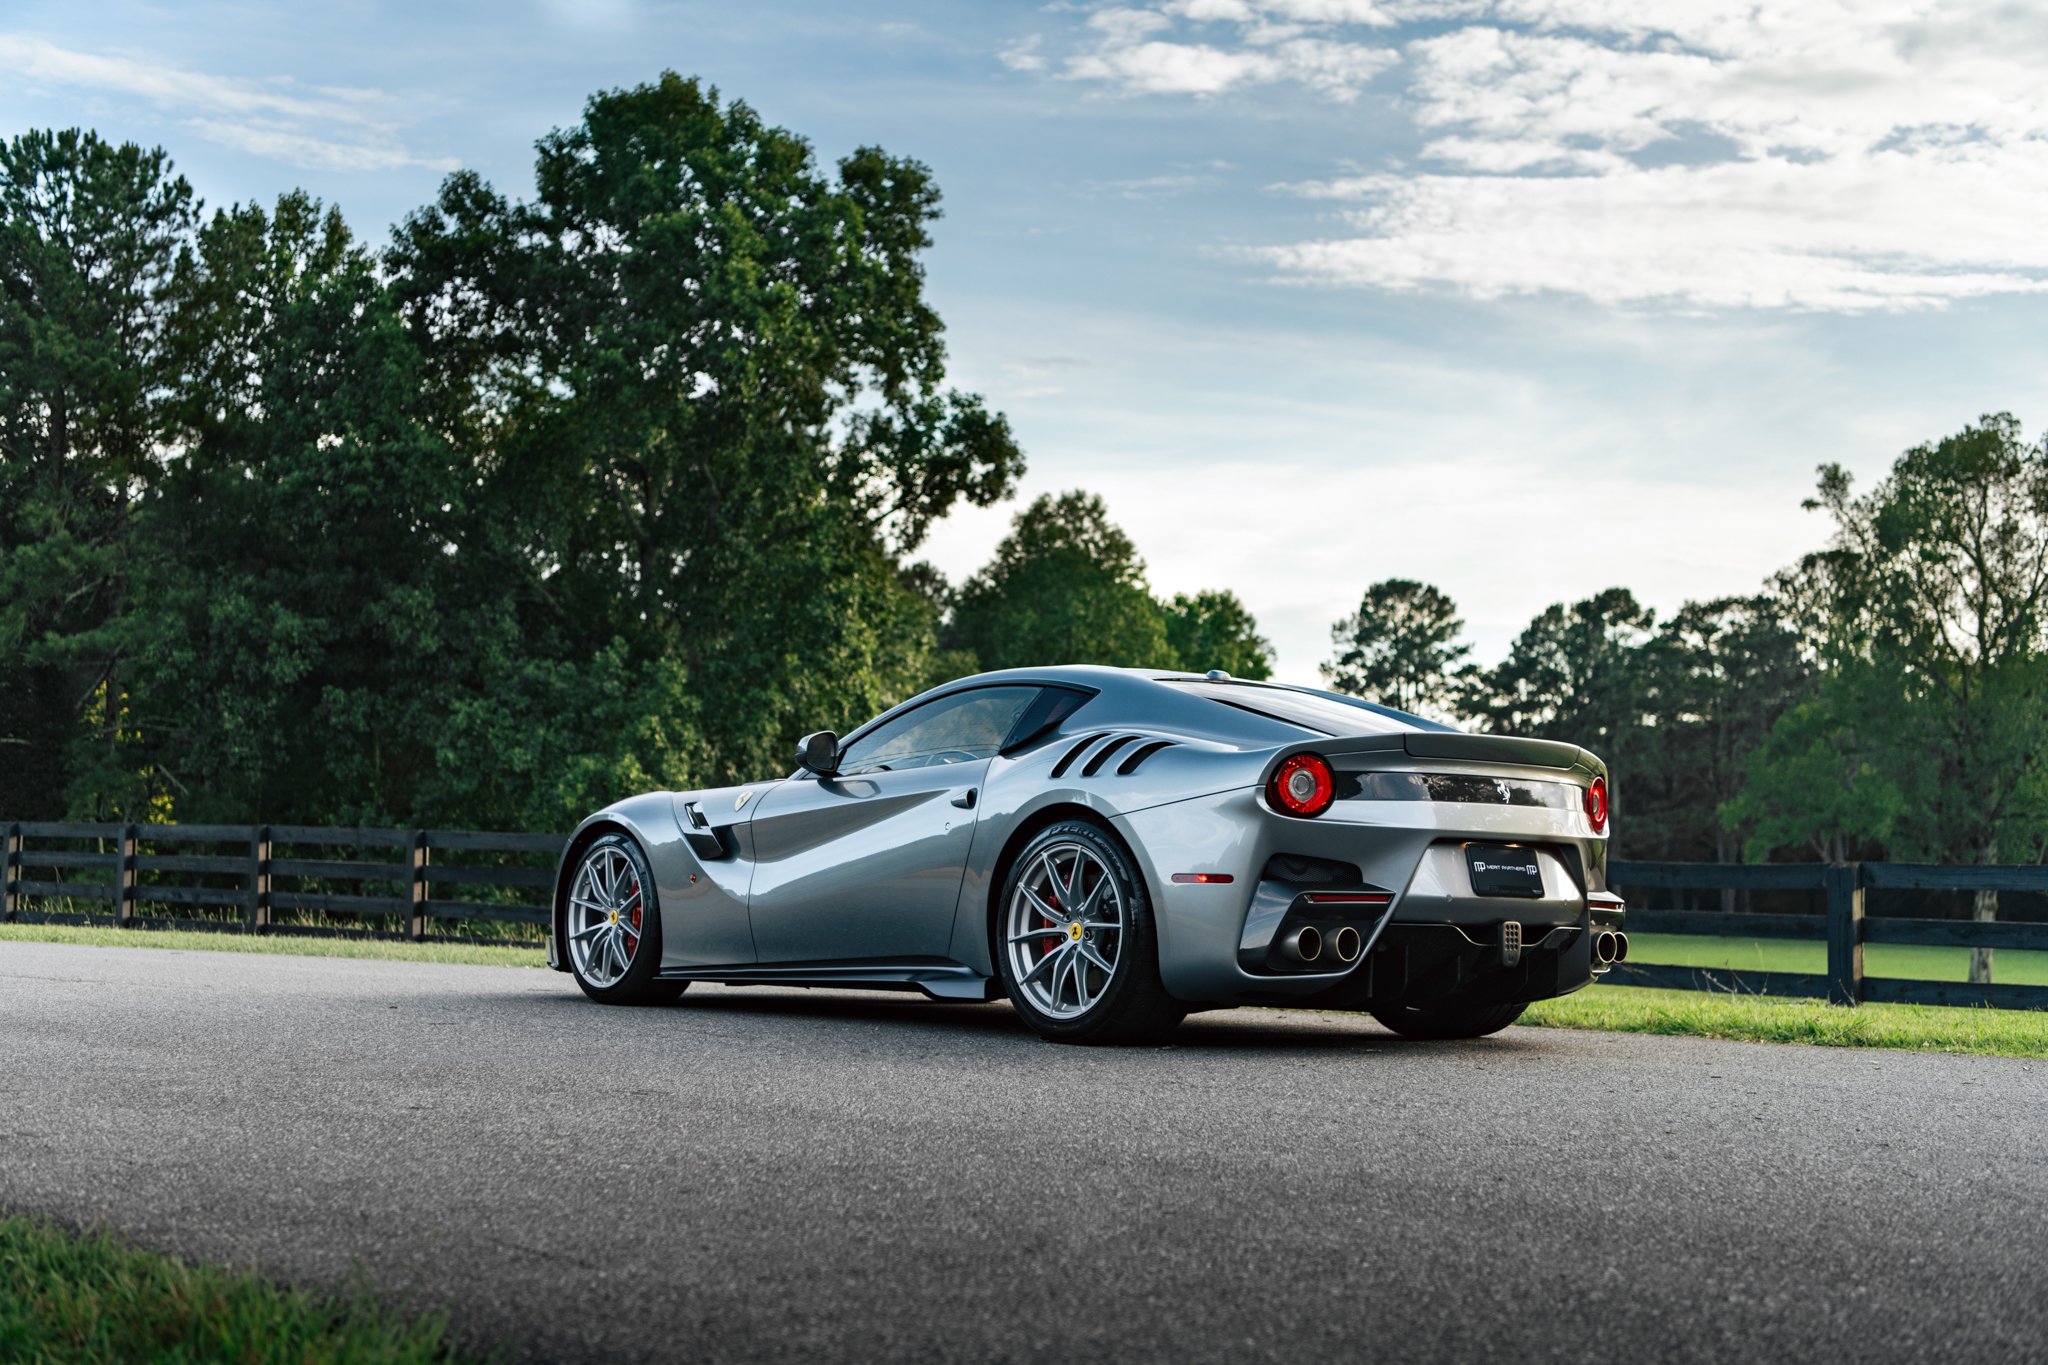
[1080,735,1140,777]
[1116,739,1176,775]
[1050,733,1110,779]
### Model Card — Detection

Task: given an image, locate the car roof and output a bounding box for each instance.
[893,665,1459,740]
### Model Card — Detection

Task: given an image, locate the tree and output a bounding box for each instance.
[1466,588,1658,839]
[1721,682,1903,865]
[1776,415,2048,981]
[106,190,672,831]
[0,130,194,818]
[950,491,1174,671]
[1322,579,1470,719]
[1468,588,1655,745]
[388,74,1023,785]
[1635,594,1812,866]
[1163,590,1272,680]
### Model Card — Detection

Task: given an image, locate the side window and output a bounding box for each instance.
[839,687,1040,775]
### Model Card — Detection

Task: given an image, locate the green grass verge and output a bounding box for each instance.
[0,1215,477,1363]
[1524,983,2048,1058]
[0,922,544,968]
[1626,931,2048,984]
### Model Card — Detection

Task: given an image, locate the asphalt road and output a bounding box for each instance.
[3,941,2046,1364]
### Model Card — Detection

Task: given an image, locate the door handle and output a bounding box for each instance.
[950,789,977,809]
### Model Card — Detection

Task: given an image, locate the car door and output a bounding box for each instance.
[745,685,1041,964]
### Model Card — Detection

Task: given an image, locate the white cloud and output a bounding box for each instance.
[1269,149,2048,310]
[999,35,1048,71]
[1052,1,1400,98]
[1012,1,2048,310]
[0,35,456,173]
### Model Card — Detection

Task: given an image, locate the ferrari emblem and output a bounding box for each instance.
[1067,922,1084,942]
[608,910,620,926]
[735,788,754,811]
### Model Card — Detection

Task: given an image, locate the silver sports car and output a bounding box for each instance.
[548,666,1627,1043]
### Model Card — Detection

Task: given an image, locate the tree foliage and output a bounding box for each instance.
[388,74,1023,786]
[1323,578,1470,719]
[1791,415,2048,868]
[1163,590,1272,680]
[950,491,1174,672]
[0,130,194,818]
[0,90,1276,830]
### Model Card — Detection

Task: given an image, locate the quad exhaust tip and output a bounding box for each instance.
[1282,925,1322,964]
[1593,930,1628,966]
[1330,925,1362,964]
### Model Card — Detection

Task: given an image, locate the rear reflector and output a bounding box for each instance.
[1302,892,1393,907]
[1171,872,1235,884]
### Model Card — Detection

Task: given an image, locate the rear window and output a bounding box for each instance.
[1161,681,1439,736]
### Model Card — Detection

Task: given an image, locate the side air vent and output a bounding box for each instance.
[1080,735,1140,777]
[1116,739,1176,775]
[1050,733,1110,779]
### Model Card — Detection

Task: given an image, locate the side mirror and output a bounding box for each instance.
[796,730,841,778]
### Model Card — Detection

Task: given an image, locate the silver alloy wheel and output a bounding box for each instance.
[1004,840,1126,1020]
[567,843,646,989]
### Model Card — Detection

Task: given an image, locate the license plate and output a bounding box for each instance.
[1465,843,1544,898]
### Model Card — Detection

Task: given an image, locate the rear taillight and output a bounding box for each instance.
[1269,753,1335,817]
[1583,776,1609,833]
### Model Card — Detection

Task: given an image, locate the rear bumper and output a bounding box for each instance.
[1114,786,1620,1008]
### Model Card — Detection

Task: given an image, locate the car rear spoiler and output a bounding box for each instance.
[1400,732,1585,770]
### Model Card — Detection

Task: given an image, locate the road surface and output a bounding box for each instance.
[3,941,2044,1362]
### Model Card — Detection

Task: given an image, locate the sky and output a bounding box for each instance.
[4,0,2047,680]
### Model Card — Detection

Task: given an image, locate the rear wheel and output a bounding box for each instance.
[996,821,1183,1045]
[1370,997,1526,1040]
[565,833,686,1006]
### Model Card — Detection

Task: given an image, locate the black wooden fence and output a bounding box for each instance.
[6,825,2047,1011]
[1,820,564,939]
[1607,860,2048,1012]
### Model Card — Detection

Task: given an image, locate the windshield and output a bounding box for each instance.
[1159,680,1456,737]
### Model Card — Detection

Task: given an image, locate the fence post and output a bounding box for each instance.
[249,827,272,933]
[1825,861,1864,1007]
[3,822,19,921]
[117,822,139,928]
[409,830,429,942]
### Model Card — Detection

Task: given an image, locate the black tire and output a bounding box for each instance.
[994,820,1184,1045]
[564,833,687,1006]
[1370,997,1526,1040]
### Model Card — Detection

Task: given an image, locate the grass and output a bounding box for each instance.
[1626,931,2048,984]
[0,1215,478,1363]
[1524,983,2048,1058]
[0,922,545,969]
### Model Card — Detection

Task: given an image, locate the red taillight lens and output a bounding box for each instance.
[1269,753,1335,817]
[1583,776,1609,833]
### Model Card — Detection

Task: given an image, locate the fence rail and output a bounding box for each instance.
[6,827,2046,1011]
[2,820,566,941]
[1606,859,2048,1012]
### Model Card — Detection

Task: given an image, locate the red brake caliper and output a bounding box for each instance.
[624,877,642,958]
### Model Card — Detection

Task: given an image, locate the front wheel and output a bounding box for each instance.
[996,821,1183,1045]
[1370,997,1526,1040]
[565,833,686,1006]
